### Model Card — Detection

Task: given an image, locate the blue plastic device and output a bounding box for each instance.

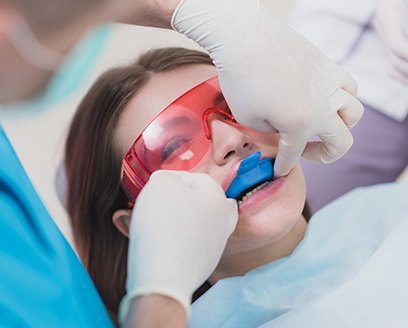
[226,151,274,199]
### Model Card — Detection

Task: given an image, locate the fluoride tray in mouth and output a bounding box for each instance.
[226,151,274,200]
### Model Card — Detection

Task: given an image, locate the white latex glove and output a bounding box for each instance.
[119,170,238,322]
[375,0,408,84]
[172,0,364,177]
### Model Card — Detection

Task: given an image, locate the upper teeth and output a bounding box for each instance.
[237,181,271,205]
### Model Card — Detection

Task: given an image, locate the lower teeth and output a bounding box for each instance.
[237,180,271,205]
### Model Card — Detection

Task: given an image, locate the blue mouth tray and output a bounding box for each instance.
[226,151,274,199]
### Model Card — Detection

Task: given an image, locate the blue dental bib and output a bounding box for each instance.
[226,152,274,199]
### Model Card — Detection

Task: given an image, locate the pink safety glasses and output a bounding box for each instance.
[121,76,237,204]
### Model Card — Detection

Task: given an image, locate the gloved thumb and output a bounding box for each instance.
[150,170,195,188]
[178,171,223,192]
[226,198,239,234]
[150,170,223,193]
[274,132,307,177]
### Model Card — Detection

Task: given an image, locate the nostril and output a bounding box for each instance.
[243,143,249,149]
[224,150,235,160]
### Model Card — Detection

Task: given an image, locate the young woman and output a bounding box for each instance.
[64,47,408,326]
[64,47,308,321]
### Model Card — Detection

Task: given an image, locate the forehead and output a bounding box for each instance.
[115,64,217,156]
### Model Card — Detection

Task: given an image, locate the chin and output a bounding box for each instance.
[224,165,306,255]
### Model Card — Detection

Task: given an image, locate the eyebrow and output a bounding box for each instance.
[161,116,193,129]
[159,92,225,129]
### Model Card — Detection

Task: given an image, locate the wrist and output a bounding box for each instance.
[138,0,182,28]
[124,294,187,328]
[103,0,181,28]
[119,286,192,325]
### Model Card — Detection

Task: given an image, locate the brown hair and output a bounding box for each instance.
[64,47,213,324]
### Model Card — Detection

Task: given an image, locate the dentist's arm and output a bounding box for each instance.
[108,0,180,28]
[120,171,238,327]
[375,0,408,84]
[171,0,364,177]
[126,295,187,328]
[115,0,364,177]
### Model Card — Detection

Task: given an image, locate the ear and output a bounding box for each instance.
[112,209,132,238]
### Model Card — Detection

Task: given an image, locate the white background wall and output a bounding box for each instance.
[1,0,406,246]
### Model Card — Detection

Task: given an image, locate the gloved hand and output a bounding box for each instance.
[119,170,238,322]
[172,0,364,177]
[374,0,408,84]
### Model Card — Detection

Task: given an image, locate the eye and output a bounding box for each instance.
[161,136,192,161]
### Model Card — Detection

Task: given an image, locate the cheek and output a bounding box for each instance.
[189,146,307,254]
[188,150,221,179]
[225,166,306,254]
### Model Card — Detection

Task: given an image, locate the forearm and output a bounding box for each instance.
[124,294,187,328]
[109,0,181,28]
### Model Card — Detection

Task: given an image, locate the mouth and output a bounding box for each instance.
[224,151,276,206]
[236,177,274,205]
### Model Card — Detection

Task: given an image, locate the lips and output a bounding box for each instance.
[237,175,286,214]
[236,178,273,204]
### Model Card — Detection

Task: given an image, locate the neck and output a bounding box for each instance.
[209,216,307,283]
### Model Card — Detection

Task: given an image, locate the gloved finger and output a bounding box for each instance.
[188,173,224,193]
[302,116,353,164]
[150,170,201,191]
[165,170,220,192]
[226,199,239,234]
[392,40,408,62]
[149,169,186,183]
[274,132,307,177]
[331,88,365,129]
[335,67,358,96]
[394,43,408,61]
[388,64,408,85]
[236,116,278,133]
[390,52,408,75]
[227,198,238,206]
[387,19,408,60]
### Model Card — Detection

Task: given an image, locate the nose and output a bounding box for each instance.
[210,118,254,166]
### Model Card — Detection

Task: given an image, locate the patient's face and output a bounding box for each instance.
[115,64,306,256]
